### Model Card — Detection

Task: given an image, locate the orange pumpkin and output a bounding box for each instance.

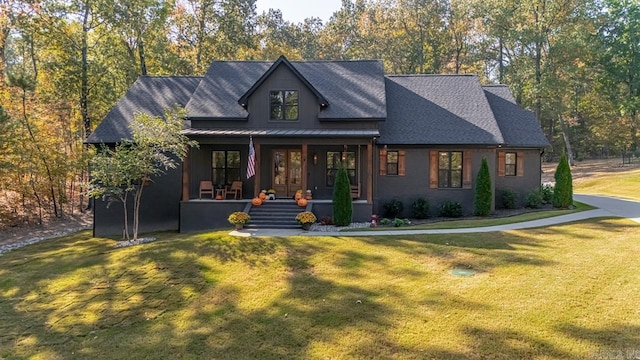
[297,198,308,207]
[295,192,302,200]
[252,197,262,206]
[259,192,266,200]
[215,195,223,200]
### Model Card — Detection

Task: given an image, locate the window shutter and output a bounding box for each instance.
[429,150,438,188]
[498,151,505,177]
[398,150,406,176]
[517,151,524,176]
[379,149,387,176]
[463,151,472,189]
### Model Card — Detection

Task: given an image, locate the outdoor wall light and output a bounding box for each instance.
[313,153,318,165]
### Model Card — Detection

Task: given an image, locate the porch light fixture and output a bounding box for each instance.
[313,153,318,165]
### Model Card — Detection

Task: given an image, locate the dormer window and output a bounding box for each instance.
[270,90,299,120]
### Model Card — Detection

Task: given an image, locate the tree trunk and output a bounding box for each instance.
[81,0,91,139]
[138,36,147,76]
[559,114,575,166]
[121,193,130,240]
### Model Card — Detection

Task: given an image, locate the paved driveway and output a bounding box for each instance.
[574,194,640,224]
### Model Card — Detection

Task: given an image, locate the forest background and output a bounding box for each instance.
[0,0,638,226]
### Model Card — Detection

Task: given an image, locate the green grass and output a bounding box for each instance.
[354,201,595,231]
[574,168,640,201]
[2,218,640,359]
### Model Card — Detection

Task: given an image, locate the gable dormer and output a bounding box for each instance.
[238,55,328,110]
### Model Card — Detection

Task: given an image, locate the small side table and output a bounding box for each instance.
[215,188,226,199]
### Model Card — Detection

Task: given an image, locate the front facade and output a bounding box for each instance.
[87,56,549,236]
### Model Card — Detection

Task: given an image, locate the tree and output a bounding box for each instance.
[88,107,197,240]
[474,157,492,216]
[553,152,573,208]
[332,164,352,226]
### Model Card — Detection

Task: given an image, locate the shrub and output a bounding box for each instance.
[525,190,543,209]
[553,152,573,208]
[439,201,463,217]
[228,212,250,225]
[383,199,404,218]
[501,189,518,209]
[380,218,391,226]
[295,211,317,225]
[411,198,430,219]
[332,165,353,226]
[474,157,492,216]
[540,184,554,204]
[393,218,405,227]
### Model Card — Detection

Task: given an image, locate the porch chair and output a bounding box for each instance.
[199,180,214,199]
[227,181,243,200]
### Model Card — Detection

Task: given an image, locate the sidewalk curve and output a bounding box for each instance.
[232,194,640,237]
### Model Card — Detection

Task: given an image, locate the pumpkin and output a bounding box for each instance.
[297,198,308,207]
[295,192,302,200]
[259,192,266,200]
[215,195,223,200]
[252,197,262,206]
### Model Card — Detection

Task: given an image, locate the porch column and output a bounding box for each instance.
[367,142,373,204]
[181,149,190,201]
[301,143,308,193]
[253,141,261,198]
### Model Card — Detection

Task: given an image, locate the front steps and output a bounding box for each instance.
[246,200,306,229]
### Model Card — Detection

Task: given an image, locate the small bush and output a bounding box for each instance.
[553,152,573,208]
[380,218,391,225]
[333,166,353,226]
[525,190,543,209]
[474,157,492,216]
[383,199,404,218]
[391,218,412,227]
[439,201,463,217]
[411,198,430,219]
[501,189,518,209]
[540,183,554,205]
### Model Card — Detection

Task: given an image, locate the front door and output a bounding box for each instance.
[272,149,301,197]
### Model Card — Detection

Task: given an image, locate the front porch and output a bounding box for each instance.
[179,198,373,232]
[180,134,376,202]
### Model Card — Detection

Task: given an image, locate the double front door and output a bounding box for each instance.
[272,149,301,197]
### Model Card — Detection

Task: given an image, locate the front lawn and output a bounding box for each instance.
[2,219,640,359]
[574,168,640,201]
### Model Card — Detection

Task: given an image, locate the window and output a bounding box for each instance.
[386,151,399,175]
[438,151,463,188]
[270,90,299,120]
[505,152,517,176]
[326,151,356,187]
[212,150,240,186]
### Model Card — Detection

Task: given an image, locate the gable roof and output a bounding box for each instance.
[86,76,201,144]
[238,55,328,107]
[185,59,387,120]
[379,75,505,145]
[483,85,550,148]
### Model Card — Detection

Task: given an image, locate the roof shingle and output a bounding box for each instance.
[379,75,504,145]
[86,76,201,144]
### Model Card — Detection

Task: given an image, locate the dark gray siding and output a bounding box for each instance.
[374,147,496,217]
[93,166,182,237]
[180,201,248,232]
[494,149,543,208]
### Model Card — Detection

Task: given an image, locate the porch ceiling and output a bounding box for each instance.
[181,128,380,138]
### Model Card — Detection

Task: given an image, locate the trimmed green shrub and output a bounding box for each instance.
[525,190,543,209]
[380,218,391,225]
[332,165,353,226]
[383,199,404,218]
[411,197,430,219]
[474,157,492,216]
[553,152,573,208]
[541,184,554,204]
[501,189,518,209]
[439,201,463,217]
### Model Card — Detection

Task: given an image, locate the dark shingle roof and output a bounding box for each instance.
[379,75,504,145]
[483,85,550,148]
[186,59,387,120]
[86,76,202,144]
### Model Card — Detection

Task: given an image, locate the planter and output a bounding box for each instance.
[235,223,244,230]
[301,223,311,231]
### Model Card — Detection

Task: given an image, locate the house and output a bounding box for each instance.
[86,56,549,236]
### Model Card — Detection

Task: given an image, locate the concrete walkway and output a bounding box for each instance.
[231,194,640,237]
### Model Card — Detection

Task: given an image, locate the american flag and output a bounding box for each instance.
[246,136,256,179]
